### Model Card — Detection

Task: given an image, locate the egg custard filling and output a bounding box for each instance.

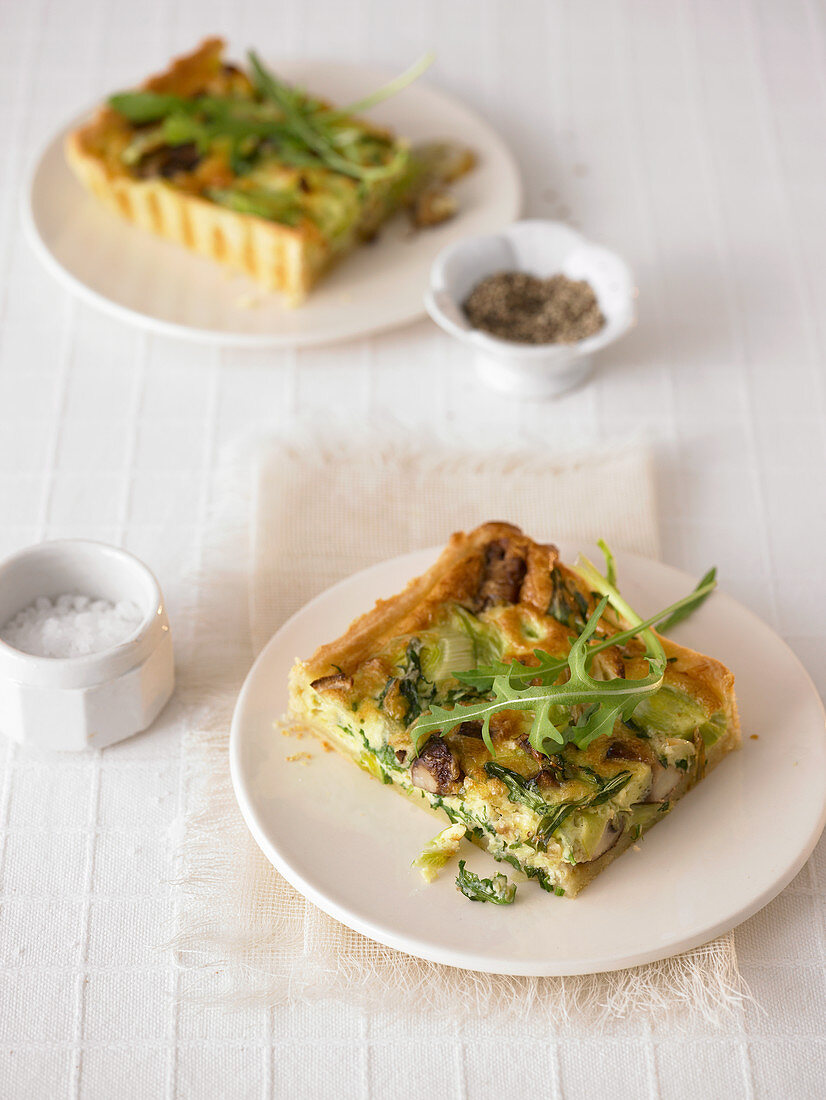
[288,523,740,900]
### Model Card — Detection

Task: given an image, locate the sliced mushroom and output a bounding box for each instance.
[592,645,626,680]
[518,739,569,781]
[476,538,527,609]
[605,739,683,804]
[605,739,649,763]
[134,142,202,179]
[410,736,464,796]
[452,716,523,745]
[530,768,562,794]
[457,721,483,739]
[583,818,624,862]
[520,736,547,763]
[310,672,354,692]
[642,761,683,804]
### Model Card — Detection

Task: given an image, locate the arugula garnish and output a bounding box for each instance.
[110,52,433,185]
[413,591,662,758]
[455,861,516,905]
[655,567,717,631]
[411,547,717,759]
[332,52,435,117]
[247,51,411,182]
[597,538,617,586]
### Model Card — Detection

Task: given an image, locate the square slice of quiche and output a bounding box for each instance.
[66,38,474,304]
[288,523,740,898]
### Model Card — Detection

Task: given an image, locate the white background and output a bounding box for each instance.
[1,0,826,1097]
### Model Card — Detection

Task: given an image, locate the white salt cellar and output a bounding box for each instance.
[0,540,174,751]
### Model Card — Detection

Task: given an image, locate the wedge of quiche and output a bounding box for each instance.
[288,523,740,898]
[66,38,474,304]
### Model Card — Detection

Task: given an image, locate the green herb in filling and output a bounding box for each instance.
[483,762,548,815]
[455,861,516,904]
[532,771,632,851]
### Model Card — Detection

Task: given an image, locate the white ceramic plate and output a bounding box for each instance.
[23,61,521,348]
[230,546,826,976]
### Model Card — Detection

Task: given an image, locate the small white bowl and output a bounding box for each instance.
[425,220,636,398]
[0,540,174,751]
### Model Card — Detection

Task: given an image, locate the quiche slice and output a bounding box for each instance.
[66,39,474,304]
[288,523,740,899]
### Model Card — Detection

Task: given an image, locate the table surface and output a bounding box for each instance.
[2,1,826,1098]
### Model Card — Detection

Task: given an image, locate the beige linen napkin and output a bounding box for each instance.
[172,434,745,1021]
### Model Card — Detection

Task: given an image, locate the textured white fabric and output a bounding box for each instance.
[1,1,826,1097]
[172,435,742,1020]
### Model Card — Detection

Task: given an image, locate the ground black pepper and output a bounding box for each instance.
[462,270,605,345]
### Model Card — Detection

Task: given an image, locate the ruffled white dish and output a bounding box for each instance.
[426,221,635,397]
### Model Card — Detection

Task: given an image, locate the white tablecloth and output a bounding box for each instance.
[1,1,825,1097]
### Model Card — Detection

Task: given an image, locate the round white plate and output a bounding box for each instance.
[23,61,522,348]
[230,546,826,976]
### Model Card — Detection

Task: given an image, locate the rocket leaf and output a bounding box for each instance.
[412,547,716,759]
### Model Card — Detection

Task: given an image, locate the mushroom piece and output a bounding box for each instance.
[642,761,683,804]
[457,721,483,739]
[457,715,521,744]
[592,645,625,680]
[410,736,465,796]
[310,672,354,692]
[476,538,527,609]
[520,736,548,763]
[583,818,624,862]
[605,739,649,763]
[606,739,683,804]
[134,142,202,179]
[530,768,562,794]
[523,739,549,765]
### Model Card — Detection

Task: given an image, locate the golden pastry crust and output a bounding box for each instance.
[304,523,554,675]
[289,522,741,898]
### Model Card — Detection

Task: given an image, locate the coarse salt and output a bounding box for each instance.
[0,594,143,658]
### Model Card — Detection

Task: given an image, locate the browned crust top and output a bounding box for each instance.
[71,38,227,157]
[306,523,548,671]
[301,521,736,721]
